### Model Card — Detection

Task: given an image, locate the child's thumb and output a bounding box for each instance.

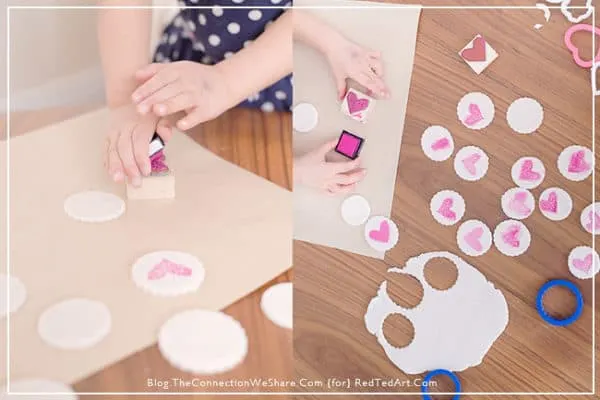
[317,138,338,157]
[336,75,347,100]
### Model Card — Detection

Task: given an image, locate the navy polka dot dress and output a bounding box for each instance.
[154,0,293,112]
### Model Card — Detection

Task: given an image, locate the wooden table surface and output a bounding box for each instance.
[6,106,293,399]
[294,1,599,399]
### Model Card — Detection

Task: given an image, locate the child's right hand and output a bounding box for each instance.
[294,139,366,195]
[105,105,173,187]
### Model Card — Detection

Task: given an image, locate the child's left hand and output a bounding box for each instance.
[131,61,234,130]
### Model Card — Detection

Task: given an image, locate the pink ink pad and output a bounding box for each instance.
[335,130,364,160]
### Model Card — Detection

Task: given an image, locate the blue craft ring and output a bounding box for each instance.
[421,369,461,400]
[536,279,583,327]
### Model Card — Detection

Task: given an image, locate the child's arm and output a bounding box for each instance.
[294,10,389,100]
[97,0,170,186]
[131,10,293,130]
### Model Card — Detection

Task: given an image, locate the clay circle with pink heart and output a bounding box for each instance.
[501,188,535,220]
[538,187,572,221]
[454,145,489,181]
[557,145,593,182]
[364,216,399,252]
[430,190,466,226]
[421,125,455,162]
[580,203,600,236]
[493,220,531,257]
[568,246,599,280]
[131,250,205,297]
[456,92,495,130]
[511,156,545,189]
[457,219,493,257]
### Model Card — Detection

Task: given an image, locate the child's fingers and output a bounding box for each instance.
[136,82,182,115]
[153,92,195,117]
[331,158,362,174]
[368,57,384,77]
[134,63,165,83]
[334,169,366,186]
[327,183,356,195]
[176,108,208,131]
[358,72,389,99]
[106,135,125,183]
[316,138,339,157]
[117,130,142,187]
[334,74,347,100]
[132,126,153,176]
[156,118,174,143]
[131,70,178,105]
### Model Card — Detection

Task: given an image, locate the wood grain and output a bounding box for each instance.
[6,107,293,399]
[293,2,599,398]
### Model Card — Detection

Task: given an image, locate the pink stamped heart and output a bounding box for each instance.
[509,192,532,216]
[464,227,484,252]
[369,220,390,243]
[502,224,521,248]
[519,159,541,181]
[437,198,457,220]
[431,138,450,151]
[573,253,593,273]
[347,91,369,115]
[463,103,484,126]
[564,24,600,69]
[567,150,591,173]
[540,191,558,213]
[462,153,481,176]
[585,211,600,233]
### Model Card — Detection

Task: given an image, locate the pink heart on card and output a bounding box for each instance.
[462,153,481,176]
[437,198,457,220]
[431,138,450,151]
[369,220,390,243]
[567,150,591,174]
[463,103,484,126]
[573,254,593,273]
[509,191,532,216]
[585,211,600,234]
[519,159,541,181]
[502,224,521,248]
[464,227,484,251]
[539,191,558,213]
[347,91,369,114]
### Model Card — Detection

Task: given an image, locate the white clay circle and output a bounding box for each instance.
[493,220,531,257]
[538,187,572,221]
[454,146,489,181]
[158,309,248,375]
[38,298,111,350]
[430,190,466,226]
[457,219,492,257]
[340,195,371,226]
[501,188,535,220]
[568,246,600,279]
[260,282,293,329]
[457,92,495,130]
[131,251,205,297]
[511,156,545,189]
[64,191,125,223]
[506,97,544,134]
[292,103,319,133]
[0,274,27,318]
[557,145,593,182]
[364,216,399,252]
[0,379,76,399]
[580,203,600,235]
[421,125,454,162]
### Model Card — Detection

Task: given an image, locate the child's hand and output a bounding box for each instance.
[105,105,173,187]
[323,33,390,101]
[294,139,366,195]
[131,61,233,131]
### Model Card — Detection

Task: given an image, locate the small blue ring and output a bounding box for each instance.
[421,369,461,400]
[536,279,583,327]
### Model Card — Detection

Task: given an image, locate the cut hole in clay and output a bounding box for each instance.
[382,313,414,349]
[541,284,578,321]
[386,273,423,309]
[424,257,458,290]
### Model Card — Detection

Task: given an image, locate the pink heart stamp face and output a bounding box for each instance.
[364,216,399,252]
[430,190,465,226]
[568,246,599,279]
[457,219,492,256]
[502,188,534,220]
[346,91,370,114]
[463,103,483,126]
[564,24,600,68]
[511,157,545,189]
[493,220,531,257]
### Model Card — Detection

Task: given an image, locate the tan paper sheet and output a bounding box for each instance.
[293,0,421,259]
[0,109,291,385]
